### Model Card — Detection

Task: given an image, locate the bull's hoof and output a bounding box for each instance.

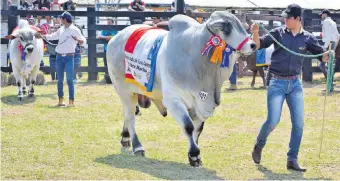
[120,140,131,148]
[17,97,23,101]
[134,150,145,157]
[28,93,34,98]
[188,155,202,167]
[161,111,167,117]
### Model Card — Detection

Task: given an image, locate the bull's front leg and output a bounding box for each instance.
[12,67,23,100]
[16,75,24,101]
[188,108,205,145]
[28,78,36,98]
[22,77,27,95]
[28,67,39,98]
[163,98,202,167]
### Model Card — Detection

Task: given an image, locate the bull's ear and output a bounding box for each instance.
[222,22,232,35]
[207,20,233,35]
[5,35,15,40]
[207,19,225,31]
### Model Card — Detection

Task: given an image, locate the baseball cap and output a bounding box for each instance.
[60,11,73,23]
[319,9,331,16]
[281,4,302,18]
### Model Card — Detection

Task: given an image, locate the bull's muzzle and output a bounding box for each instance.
[25,43,34,53]
[26,47,34,53]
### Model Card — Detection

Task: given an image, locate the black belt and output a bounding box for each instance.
[57,53,74,57]
[272,74,298,80]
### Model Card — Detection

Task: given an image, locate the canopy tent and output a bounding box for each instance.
[108,0,340,10]
[185,0,340,10]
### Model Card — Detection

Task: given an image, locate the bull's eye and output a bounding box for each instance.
[20,37,24,41]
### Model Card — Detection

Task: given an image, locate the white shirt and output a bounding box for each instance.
[322,17,340,49]
[45,24,86,54]
[265,44,274,65]
[51,2,61,11]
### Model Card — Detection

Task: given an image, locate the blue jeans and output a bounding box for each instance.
[56,55,74,100]
[256,77,304,161]
[49,55,57,80]
[229,64,237,84]
[74,45,82,79]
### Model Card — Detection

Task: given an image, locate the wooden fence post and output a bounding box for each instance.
[302,9,313,82]
[176,0,184,14]
[8,6,17,35]
[269,11,274,27]
[87,7,98,80]
[1,0,8,10]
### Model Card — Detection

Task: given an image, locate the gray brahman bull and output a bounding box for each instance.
[6,20,44,100]
[106,11,256,166]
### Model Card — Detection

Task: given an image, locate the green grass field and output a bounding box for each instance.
[1,73,339,180]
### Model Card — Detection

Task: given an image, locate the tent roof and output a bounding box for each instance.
[95,0,340,10]
[186,0,340,10]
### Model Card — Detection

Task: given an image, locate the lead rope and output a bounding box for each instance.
[38,33,72,46]
[319,44,333,158]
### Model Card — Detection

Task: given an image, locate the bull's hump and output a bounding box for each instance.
[168,14,200,31]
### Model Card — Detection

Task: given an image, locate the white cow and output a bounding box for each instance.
[7,20,44,100]
[106,11,256,166]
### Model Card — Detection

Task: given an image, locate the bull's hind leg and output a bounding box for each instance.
[259,67,266,88]
[251,70,258,87]
[163,98,201,167]
[188,109,205,145]
[193,121,205,145]
[120,93,145,156]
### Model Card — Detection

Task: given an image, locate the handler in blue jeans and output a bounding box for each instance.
[250,4,331,172]
[36,11,86,107]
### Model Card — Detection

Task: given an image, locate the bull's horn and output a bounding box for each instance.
[4,35,15,40]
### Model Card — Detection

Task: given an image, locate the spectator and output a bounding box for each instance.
[8,0,12,8]
[143,17,168,27]
[46,40,58,81]
[320,9,340,91]
[19,0,31,19]
[32,0,39,10]
[128,0,145,24]
[73,23,85,82]
[170,0,187,12]
[51,0,62,28]
[62,0,76,11]
[227,21,250,90]
[95,0,100,23]
[98,17,118,82]
[19,0,30,10]
[36,0,51,25]
[27,16,36,25]
[333,42,340,91]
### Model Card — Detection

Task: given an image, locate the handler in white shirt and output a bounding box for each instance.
[321,9,339,49]
[36,11,86,107]
[320,9,340,78]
